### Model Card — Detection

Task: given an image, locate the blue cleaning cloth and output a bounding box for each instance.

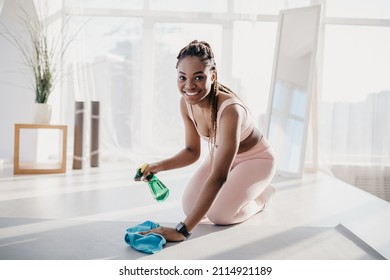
[124,220,166,254]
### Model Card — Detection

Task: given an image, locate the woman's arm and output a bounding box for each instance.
[142,97,201,177]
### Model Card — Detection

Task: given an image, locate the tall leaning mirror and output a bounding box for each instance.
[265,5,322,178]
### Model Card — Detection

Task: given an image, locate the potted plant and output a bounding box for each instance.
[0,1,71,124]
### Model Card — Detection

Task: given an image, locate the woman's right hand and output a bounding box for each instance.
[141,162,162,181]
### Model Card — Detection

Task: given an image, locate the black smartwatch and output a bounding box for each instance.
[175,222,191,239]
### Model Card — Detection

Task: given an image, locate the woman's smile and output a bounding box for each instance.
[184,90,201,96]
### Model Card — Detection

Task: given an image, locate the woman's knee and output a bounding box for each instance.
[206,209,236,225]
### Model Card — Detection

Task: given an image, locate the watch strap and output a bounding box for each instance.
[176,222,191,239]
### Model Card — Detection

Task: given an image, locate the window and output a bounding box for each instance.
[150,0,227,13]
[64,16,144,158]
[64,0,143,10]
[233,0,311,15]
[321,25,390,164]
[326,0,390,19]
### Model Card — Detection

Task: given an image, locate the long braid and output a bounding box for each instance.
[209,79,219,154]
[176,40,237,155]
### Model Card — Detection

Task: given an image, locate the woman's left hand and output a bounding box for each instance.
[140,226,186,242]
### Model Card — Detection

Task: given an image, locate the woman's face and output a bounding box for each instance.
[177,56,216,105]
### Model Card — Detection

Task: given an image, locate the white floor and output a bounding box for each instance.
[0,161,389,259]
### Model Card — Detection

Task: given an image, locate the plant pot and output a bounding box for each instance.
[33,103,52,124]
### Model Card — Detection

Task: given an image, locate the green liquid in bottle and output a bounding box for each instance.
[134,167,169,202]
[146,175,169,202]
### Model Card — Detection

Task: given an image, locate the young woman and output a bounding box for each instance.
[140,40,276,241]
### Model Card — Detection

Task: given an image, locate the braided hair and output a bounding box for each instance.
[176,40,237,153]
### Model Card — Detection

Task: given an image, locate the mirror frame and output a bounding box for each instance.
[265,4,322,178]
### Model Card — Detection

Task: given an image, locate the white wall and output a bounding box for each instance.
[0,0,39,161]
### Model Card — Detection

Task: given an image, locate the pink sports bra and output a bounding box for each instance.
[186,98,255,143]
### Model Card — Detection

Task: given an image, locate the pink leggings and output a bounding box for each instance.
[182,137,276,225]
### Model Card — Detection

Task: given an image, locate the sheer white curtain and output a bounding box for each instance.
[63,15,145,163]
[318,1,390,201]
